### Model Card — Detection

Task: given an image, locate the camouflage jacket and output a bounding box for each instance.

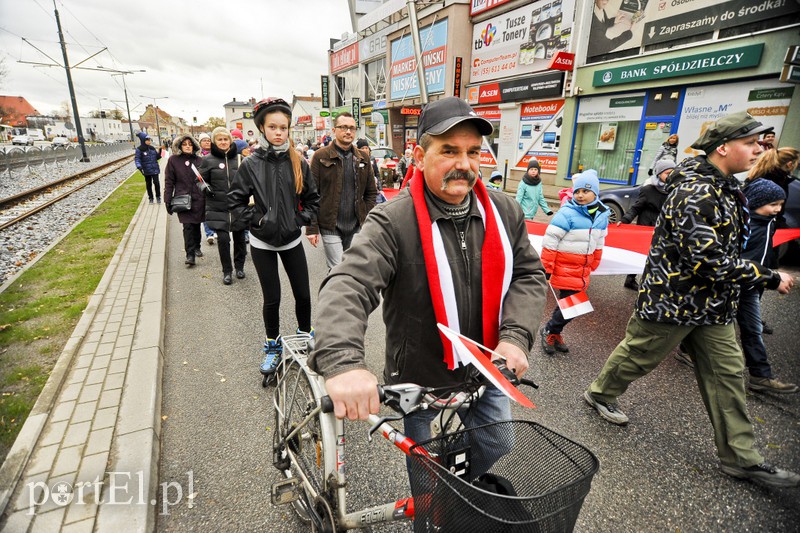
[636,156,780,325]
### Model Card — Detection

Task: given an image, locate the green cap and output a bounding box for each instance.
[691,111,773,153]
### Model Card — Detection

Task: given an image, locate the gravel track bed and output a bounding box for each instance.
[0,149,131,198]
[0,160,138,284]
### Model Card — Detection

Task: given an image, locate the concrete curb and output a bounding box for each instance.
[0,186,144,517]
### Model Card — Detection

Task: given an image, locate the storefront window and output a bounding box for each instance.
[364,59,387,102]
[573,94,645,183]
[572,121,639,184]
[334,68,359,107]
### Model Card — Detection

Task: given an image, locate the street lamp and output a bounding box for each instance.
[97,66,145,143]
[140,95,168,146]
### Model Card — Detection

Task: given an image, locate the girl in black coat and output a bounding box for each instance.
[164,134,205,266]
[228,98,320,382]
[198,127,246,284]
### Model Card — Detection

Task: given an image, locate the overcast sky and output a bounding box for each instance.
[0,0,353,124]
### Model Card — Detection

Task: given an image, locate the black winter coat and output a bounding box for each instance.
[198,143,245,232]
[164,134,205,224]
[228,147,320,247]
[134,132,161,176]
[620,183,667,226]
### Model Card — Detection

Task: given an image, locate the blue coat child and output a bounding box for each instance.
[134,131,162,203]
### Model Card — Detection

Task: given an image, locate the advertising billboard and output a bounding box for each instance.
[470,0,576,84]
[389,19,449,100]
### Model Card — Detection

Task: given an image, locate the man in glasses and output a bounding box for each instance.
[308,112,377,269]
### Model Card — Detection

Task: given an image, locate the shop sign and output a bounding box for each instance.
[587,0,798,58]
[331,42,359,74]
[548,51,574,71]
[321,76,330,109]
[641,0,800,47]
[401,107,421,115]
[360,29,388,62]
[469,71,564,105]
[296,115,312,125]
[319,110,330,117]
[453,57,463,98]
[475,106,501,121]
[593,44,763,87]
[470,0,576,83]
[470,0,514,16]
[515,99,564,171]
[578,93,645,123]
[352,98,361,127]
[678,80,793,158]
[390,19,448,100]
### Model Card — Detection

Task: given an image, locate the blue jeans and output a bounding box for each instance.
[737,286,772,378]
[321,231,357,270]
[204,223,214,238]
[403,386,512,479]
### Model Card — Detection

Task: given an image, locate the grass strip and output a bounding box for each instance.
[0,171,144,462]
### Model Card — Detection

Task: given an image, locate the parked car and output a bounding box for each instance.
[11,134,33,146]
[51,136,71,147]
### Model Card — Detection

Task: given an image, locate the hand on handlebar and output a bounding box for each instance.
[324,368,380,421]
[492,341,529,379]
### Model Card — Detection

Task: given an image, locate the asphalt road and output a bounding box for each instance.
[157,213,799,533]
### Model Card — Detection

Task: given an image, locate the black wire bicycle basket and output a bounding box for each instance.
[408,420,599,533]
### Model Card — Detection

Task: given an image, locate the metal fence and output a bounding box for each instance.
[0,142,135,175]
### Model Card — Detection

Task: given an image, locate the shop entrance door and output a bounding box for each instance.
[636,121,674,185]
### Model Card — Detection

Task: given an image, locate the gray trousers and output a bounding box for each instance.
[589,314,763,468]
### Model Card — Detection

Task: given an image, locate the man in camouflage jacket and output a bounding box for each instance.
[584,112,798,488]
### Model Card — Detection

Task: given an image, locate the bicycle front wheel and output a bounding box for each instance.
[273,356,331,526]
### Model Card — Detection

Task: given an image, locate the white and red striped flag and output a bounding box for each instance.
[557,290,594,319]
[436,324,535,408]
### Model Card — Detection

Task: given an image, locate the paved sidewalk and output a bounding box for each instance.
[0,197,167,532]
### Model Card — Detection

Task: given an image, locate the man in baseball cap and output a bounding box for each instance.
[310,94,546,466]
[691,111,773,153]
[417,96,493,138]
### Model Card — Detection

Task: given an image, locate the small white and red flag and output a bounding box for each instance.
[557,290,594,320]
[436,324,534,408]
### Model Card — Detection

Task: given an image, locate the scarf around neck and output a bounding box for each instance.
[410,168,513,369]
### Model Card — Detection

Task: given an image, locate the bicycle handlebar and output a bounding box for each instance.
[318,362,537,415]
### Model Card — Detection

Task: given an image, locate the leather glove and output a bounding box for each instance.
[546,211,554,216]
[165,203,173,216]
[647,168,653,176]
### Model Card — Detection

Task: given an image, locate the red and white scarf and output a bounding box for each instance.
[410,169,513,369]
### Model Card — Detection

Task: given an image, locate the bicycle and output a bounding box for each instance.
[270,333,599,532]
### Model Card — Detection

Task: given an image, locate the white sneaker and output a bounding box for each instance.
[207,235,216,245]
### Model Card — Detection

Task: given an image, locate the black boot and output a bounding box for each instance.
[223,273,232,285]
[185,253,195,266]
[623,274,638,290]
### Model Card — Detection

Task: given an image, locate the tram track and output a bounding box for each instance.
[0,154,134,232]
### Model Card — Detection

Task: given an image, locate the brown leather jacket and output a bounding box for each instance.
[307,142,377,235]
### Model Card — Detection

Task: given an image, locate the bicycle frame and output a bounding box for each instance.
[273,335,439,530]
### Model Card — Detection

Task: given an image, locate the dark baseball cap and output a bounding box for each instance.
[691,111,774,153]
[418,97,493,138]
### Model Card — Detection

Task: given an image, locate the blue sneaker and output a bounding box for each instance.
[260,337,283,375]
[296,327,315,351]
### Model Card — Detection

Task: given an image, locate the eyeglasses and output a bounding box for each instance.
[335,125,357,132]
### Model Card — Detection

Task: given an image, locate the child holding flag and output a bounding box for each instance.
[540,170,609,354]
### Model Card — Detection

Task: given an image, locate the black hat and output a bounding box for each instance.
[253,97,292,129]
[744,178,785,211]
[691,111,774,153]
[418,97,493,138]
[356,139,369,149]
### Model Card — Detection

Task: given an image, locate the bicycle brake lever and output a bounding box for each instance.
[367,413,404,441]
